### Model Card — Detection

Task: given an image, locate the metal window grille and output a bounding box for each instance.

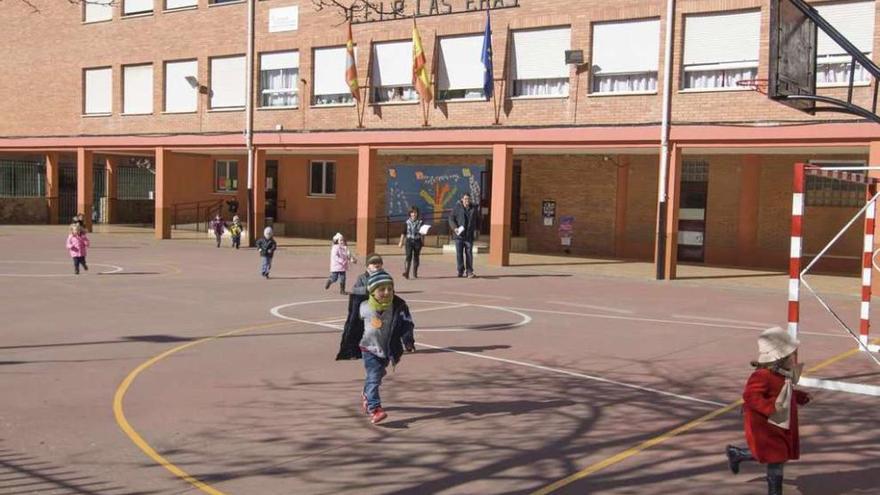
[0,160,46,197]
[805,175,864,207]
[681,160,709,182]
[117,166,155,200]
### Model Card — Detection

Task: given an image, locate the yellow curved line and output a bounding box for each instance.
[113,321,289,495]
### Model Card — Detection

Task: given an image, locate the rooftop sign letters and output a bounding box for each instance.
[349,0,520,24]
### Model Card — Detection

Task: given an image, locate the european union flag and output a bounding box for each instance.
[481,11,493,99]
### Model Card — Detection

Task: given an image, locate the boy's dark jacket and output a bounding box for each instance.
[336,294,415,364]
[256,237,277,257]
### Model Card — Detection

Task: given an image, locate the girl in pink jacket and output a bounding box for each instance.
[66,224,90,275]
[325,233,356,295]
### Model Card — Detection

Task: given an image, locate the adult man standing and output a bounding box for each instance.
[448,193,480,278]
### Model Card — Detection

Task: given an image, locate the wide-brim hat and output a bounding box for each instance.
[757,326,800,364]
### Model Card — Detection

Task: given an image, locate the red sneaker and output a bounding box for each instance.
[370,407,387,424]
[361,394,368,416]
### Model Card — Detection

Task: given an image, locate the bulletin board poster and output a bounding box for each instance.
[558,215,575,246]
[542,200,556,226]
[386,165,484,224]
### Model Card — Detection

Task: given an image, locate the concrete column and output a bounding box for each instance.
[254,148,267,236]
[489,144,513,266]
[658,145,682,279]
[76,148,94,232]
[356,145,377,258]
[46,152,60,225]
[155,147,172,239]
[105,156,117,224]
[737,155,761,266]
[614,156,630,257]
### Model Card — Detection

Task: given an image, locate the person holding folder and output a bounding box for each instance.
[399,207,427,279]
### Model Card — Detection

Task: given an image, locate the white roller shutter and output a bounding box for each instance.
[166,0,197,9]
[816,1,875,55]
[84,68,112,114]
[373,40,413,87]
[165,60,197,113]
[84,0,112,22]
[511,26,571,80]
[261,51,299,71]
[683,10,761,66]
[314,46,353,96]
[124,0,153,15]
[592,19,660,74]
[124,64,153,114]
[438,34,484,90]
[211,56,246,108]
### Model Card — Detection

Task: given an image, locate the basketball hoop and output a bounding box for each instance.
[736,78,769,95]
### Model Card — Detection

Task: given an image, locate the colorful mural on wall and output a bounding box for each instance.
[386,165,485,226]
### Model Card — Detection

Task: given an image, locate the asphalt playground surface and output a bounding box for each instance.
[1,225,879,495]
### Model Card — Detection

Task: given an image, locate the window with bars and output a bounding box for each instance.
[117,166,155,200]
[0,160,46,197]
[681,160,709,182]
[805,176,865,207]
[309,161,336,196]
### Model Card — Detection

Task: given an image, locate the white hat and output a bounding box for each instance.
[332,232,344,242]
[264,226,273,238]
[757,326,800,364]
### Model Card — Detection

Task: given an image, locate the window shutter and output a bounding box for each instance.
[124,65,153,114]
[314,46,356,96]
[166,0,197,9]
[373,40,413,87]
[211,56,246,108]
[85,0,112,22]
[511,26,571,80]
[124,0,153,15]
[683,10,761,66]
[85,68,112,114]
[261,51,299,71]
[816,1,875,56]
[165,60,197,113]
[438,34,485,90]
[592,19,660,74]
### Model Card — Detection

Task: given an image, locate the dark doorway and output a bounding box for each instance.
[678,160,709,263]
[483,158,523,237]
[59,166,77,223]
[93,163,106,223]
[266,160,279,221]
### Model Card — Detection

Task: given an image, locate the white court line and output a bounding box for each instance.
[439,291,514,301]
[0,261,124,277]
[319,303,469,324]
[672,314,853,339]
[269,299,725,408]
[550,301,634,314]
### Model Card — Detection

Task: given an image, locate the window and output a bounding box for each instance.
[591,19,660,93]
[210,0,242,4]
[123,64,153,115]
[260,51,299,108]
[117,166,155,200]
[166,0,198,9]
[510,26,571,97]
[0,160,46,198]
[210,55,246,109]
[806,161,866,207]
[84,0,112,23]
[215,160,239,192]
[815,1,875,86]
[123,0,153,16]
[313,46,355,105]
[372,40,418,103]
[84,67,112,115]
[682,10,760,89]
[437,34,486,100]
[164,60,198,113]
[309,161,336,196]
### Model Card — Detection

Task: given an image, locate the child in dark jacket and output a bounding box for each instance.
[336,269,415,424]
[210,215,226,248]
[256,226,277,278]
[726,326,811,495]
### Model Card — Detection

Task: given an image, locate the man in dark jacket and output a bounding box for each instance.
[448,193,480,278]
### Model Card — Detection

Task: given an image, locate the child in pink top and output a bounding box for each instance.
[66,223,90,275]
[325,233,357,294]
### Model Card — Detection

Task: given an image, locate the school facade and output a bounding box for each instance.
[2,0,880,278]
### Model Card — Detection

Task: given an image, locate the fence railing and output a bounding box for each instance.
[0,160,45,197]
[171,199,224,232]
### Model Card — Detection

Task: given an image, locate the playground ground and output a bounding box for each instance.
[1,225,878,495]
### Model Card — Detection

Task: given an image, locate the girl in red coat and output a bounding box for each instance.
[726,326,812,495]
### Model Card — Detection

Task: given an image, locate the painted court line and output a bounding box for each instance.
[439,291,514,301]
[318,303,469,324]
[0,260,124,277]
[507,305,768,331]
[671,314,850,338]
[550,301,634,314]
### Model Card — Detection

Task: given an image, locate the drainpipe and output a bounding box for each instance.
[246,0,256,247]
[656,0,675,279]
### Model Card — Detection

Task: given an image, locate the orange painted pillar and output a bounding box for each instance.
[489,143,513,266]
[154,147,172,239]
[869,142,880,292]
[105,156,117,224]
[45,152,60,225]
[660,145,682,279]
[614,156,630,257]
[254,148,267,236]
[737,155,761,266]
[76,148,94,232]
[356,145,377,258]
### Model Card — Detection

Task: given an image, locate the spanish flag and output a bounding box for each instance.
[412,20,433,104]
[345,22,360,101]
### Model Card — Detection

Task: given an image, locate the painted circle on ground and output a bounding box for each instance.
[0,260,124,277]
[269,298,532,332]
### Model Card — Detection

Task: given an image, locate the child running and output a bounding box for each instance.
[325,233,356,295]
[210,214,226,248]
[229,215,243,249]
[256,226,277,279]
[336,269,416,424]
[351,253,383,296]
[726,326,811,495]
[66,223,90,275]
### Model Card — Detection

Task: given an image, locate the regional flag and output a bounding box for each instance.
[345,22,360,101]
[481,11,494,99]
[412,21,433,104]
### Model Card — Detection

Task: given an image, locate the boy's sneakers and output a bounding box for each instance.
[370,407,387,424]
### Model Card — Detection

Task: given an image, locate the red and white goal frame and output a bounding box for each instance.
[788,163,880,396]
